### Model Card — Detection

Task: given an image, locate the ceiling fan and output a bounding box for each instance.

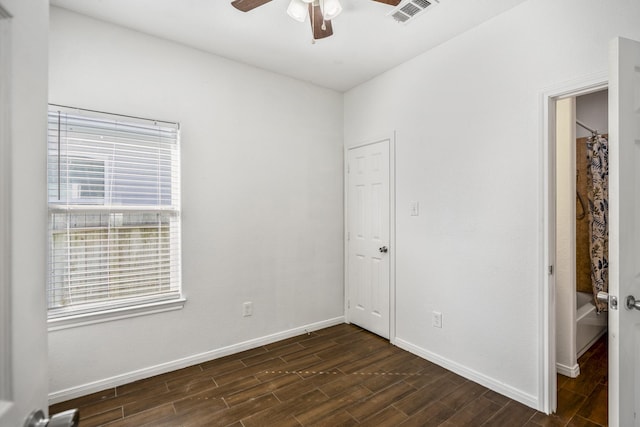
[231,0,402,41]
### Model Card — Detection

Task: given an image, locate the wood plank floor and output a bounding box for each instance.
[533,334,608,427]
[50,324,608,426]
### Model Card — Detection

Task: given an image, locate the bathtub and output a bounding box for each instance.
[576,291,607,358]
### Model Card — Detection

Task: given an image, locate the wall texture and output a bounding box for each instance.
[575,135,591,295]
[344,0,639,409]
[48,7,344,399]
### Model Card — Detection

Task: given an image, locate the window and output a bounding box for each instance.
[47,105,182,325]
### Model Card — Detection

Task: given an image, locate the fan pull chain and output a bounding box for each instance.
[320,0,326,30]
[311,1,316,44]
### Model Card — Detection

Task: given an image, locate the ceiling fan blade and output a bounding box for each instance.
[309,3,333,40]
[231,0,273,12]
[370,0,402,5]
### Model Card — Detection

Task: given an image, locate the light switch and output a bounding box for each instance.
[410,201,419,216]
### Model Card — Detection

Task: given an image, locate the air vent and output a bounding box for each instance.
[391,11,410,22]
[413,0,432,8]
[400,3,421,17]
[389,0,439,24]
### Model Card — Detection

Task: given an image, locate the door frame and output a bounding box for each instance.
[540,72,608,414]
[344,133,396,343]
[0,3,12,417]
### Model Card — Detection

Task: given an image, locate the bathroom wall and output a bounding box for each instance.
[576,91,609,138]
[575,135,591,295]
[556,98,578,375]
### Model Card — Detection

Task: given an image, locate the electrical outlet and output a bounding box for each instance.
[243,301,253,317]
[432,311,442,328]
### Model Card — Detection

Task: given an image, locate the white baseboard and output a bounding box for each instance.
[556,362,580,378]
[48,316,345,404]
[394,338,539,410]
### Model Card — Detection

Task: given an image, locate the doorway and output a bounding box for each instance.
[543,37,640,426]
[541,72,608,416]
[345,136,395,340]
[553,89,609,424]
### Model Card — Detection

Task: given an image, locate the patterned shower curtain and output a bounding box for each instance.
[586,134,609,312]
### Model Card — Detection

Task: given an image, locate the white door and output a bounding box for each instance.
[347,140,390,339]
[0,2,49,426]
[609,36,640,426]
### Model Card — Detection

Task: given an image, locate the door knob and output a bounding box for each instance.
[596,291,609,304]
[626,295,640,311]
[597,291,618,310]
[379,246,388,253]
[25,409,79,427]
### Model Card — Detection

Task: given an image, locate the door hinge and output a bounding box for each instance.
[347,163,350,173]
[347,231,350,241]
[548,265,553,275]
[347,300,350,309]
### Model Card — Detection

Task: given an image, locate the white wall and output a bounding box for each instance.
[555,97,577,376]
[2,0,50,421]
[48,7,344,399]
[344,0,640,409]
[576,90,608,138]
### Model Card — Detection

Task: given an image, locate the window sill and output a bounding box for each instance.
[47,298,187,332]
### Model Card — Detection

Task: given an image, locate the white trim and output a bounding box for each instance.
[48,316,345,404]
[343,145,348,321]
[538,71,608,414]
[0,7,11,406]
[47,298,187,331]
[556,362,580,378]
[389,131,396,344]
[395,338,538,409]
[344,133,396,343]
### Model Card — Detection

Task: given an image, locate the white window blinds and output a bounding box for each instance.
[47,105,182,319]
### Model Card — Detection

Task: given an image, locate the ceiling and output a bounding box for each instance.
[50,0,528,92]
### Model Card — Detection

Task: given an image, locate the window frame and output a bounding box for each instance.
[47,105,185,331]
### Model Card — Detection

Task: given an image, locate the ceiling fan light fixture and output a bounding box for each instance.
[287,0,308,22]
[321,0,343,20]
